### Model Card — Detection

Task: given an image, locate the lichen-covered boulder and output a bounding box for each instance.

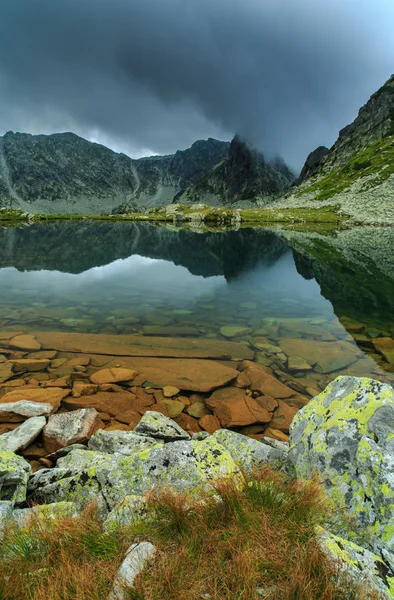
[0,450,31,505]
[289,376,394,555]
[0,417,46,452]
[27,437,243,513]
[133,411,190,441]
[318,529,394,599]
[104,495,148,531]
[12,502,79,528]
[213,429,289,473]
[88,429,163,455]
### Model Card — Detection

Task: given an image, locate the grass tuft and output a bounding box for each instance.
[0,469,384,600]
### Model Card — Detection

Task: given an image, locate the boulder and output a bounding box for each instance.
[0,387,69,410]
[318,529,394,600]
[0,400,54,423]
[213,429,288,473]
[9,335,41,352]
[109,542,156,600]
[28,437,243,512]
[43,408,101,453]
[0,450,31,504]
[289,376,394,556]
[133,411,190,441]
[63,391,140,419]
[12,502,78,528]
[90,368,137,385]
[104,495,148,531]
[88,429,163,455]
[0,417,46,452]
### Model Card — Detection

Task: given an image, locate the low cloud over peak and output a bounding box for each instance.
[0,0,393,169]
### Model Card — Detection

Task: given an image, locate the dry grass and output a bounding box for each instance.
[0,468,383,600]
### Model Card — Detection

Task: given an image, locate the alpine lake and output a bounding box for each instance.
[0,220,393,449]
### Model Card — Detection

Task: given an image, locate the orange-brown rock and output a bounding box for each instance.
[239,424,267,436]
[21,444,48,460]
[0,387,70,410]
[34,331,253,360]
[11,359,50,373]
[114,410,140,427]
[199,414,221,434]
[207,387,272,428]
[163,399,185,418]
[0,423,19,434]
[43,408,102,453]
[41,378,70,389]
[255,395,278,412]
[72,382,98,397]
[163,386,180,398]
[63,391,139,420]
[90,367,137,385]
[51,358,68,369]
[240,361,296,399]
[175,413,201,434]
[104,420,133,432]
[270,401,298,433]
[235,371,251,388]
[0,362,13,384]
[9,334,41,352]
[0,378,26,388]
[129,387,156,407]
[264,428,290,443]
[29,351,57,360]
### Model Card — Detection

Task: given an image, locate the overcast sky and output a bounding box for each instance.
[0,0,393,169]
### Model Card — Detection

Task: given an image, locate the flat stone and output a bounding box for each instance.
[43,408,101,453]
[88,430,163,455]
[0,401,54,423]
[255,395,279,412]
[175,413,201,434]
[133,411,190,441]
[187,402,211,418]
[279,339,358,374]
[10,359,50,373]
[9,335,41,352]
[162,399,184,418]
[162,386,180,398]
[0,416,46,452]
[220,325,252,338]
[142,326,199,336]
[0,363,13,384]
[63,391,144,420]
[373,337,394,365]
[90,368,137,385]
[34,331,253,360]
[0,387,70,410]
[99,357,240,393]
[287,356,313,371]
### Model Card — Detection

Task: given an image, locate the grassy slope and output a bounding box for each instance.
[0,469,378,600]
[298,135,394,201]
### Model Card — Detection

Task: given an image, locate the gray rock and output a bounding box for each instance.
[289,376,394,556]
[0,401,54,421]
[133,411,190,441]
[46,444,89,462]
[0,416,46,452]
[109,542,156,600]
[12,502,79,528]
[0,501,13,538]
[318,529,394,600]
[213,429,288,473]
[0,450,31,505]
[27,437,242,513]
[88,429,163,455]
[104,495,148,531]
[43,408,99,452]
[192,431,210,441]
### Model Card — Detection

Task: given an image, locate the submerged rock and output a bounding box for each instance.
[290,376,394,556]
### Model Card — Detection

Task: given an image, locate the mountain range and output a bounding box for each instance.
[0,74,393,217]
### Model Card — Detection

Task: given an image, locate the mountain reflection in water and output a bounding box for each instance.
[0,221,393,387]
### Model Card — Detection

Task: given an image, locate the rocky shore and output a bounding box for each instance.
[2,372,394,598]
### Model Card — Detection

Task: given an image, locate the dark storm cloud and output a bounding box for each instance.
[0,0,393,168]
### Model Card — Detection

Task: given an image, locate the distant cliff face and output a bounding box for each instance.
[179,135,295,206]
[288,74,394,215]
[0,132,230,215]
